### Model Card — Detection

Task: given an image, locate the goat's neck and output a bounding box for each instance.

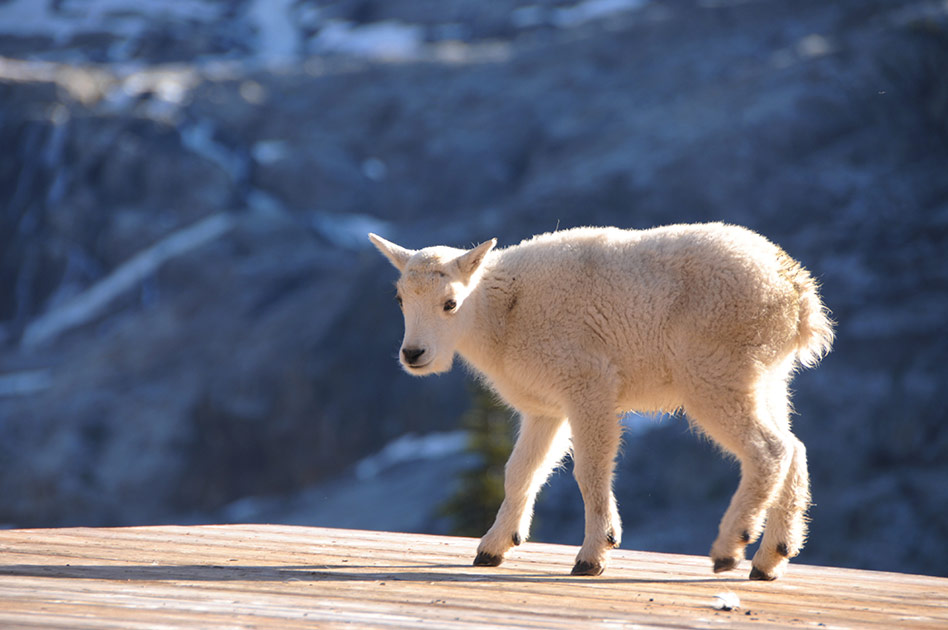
[455,261,512,378]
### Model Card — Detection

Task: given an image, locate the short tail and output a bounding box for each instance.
[792,265,834,368]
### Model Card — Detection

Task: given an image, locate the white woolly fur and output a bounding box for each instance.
[369,223,833,580]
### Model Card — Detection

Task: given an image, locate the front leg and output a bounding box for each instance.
[474,415,571,567]
[568,406,623,576]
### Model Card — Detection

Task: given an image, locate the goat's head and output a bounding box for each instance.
[369,233,496,375]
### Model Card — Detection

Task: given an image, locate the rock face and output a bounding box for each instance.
[1,0,946,575]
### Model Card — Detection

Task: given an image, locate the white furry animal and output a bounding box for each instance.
[368,223,833,580]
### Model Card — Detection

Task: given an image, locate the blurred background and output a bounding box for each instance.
[1,0,946,577]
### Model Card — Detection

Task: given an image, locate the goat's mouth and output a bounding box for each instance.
[403,359,433,371]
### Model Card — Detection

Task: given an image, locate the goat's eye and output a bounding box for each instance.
[443,299,457,312]
[395,295,403,308]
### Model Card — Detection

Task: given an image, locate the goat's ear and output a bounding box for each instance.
[368,233,413,272]
[455,238,497,281]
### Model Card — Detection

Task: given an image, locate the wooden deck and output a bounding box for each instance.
[0,525,945,629]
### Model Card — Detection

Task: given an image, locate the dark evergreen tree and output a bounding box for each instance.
[439,384,515,537]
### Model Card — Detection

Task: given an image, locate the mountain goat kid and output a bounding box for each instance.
[368,223,833,581]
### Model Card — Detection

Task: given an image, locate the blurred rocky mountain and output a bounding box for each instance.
[1,0,946,576]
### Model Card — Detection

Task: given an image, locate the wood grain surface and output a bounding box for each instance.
[0,525,944,629]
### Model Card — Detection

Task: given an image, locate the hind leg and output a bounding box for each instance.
[686,394,794,576]
[751,434,809,580]
[750,374,811,580]
[474,415,571,567]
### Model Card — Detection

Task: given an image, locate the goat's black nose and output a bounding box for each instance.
[402,347,426,365]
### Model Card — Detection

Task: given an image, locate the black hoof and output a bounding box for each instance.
[512,532,522,546]
[749,566,777,581]
[713,557,738,573]
[473,551,503,567]
[571,560,604,576]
